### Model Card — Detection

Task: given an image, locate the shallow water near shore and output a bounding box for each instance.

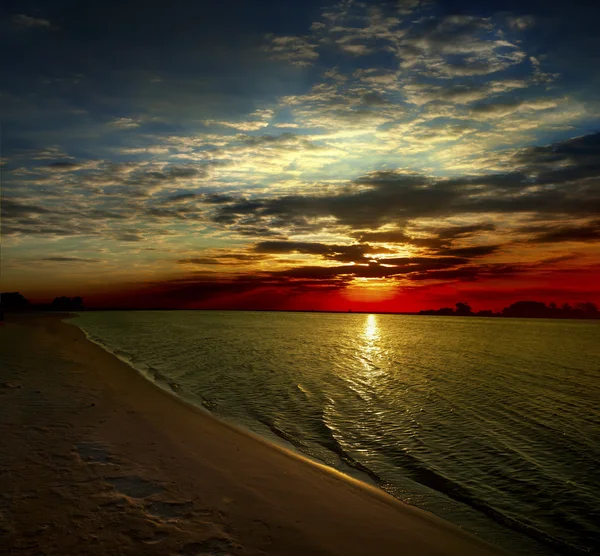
[72,310,600,555]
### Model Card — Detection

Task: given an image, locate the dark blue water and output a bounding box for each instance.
[72,311,600,555]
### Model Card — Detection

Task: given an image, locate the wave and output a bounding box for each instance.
[251,405,588,556]
[70,322,183,398]
[68,311,600,556]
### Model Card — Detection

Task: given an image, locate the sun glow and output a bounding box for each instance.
[345,277,396,303]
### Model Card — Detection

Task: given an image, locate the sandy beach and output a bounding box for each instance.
[0,313,507,556]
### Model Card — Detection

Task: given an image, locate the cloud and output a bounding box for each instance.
[469,97,559,119]
[164,192,235,204]
[202,109,274,131]
[402,79,528,106]
[110,117,142,130]
[177,253,267,265]
[281,83,405,130]
[519,221,600,243]
[5,132,599,256]
[207,132,600,234]
[435,223,497,239]
[439,245,502,257]
[116,232,144,242]
[2,199,51,217]
[336,42,374,56]
[41,257,101,263]
[394,14,527,78]
[13,147,73,161]
[254,240,392,262]
[263,35,319,66]
[269,254,470,280]
[46,161,81,171]
[505,15,536,31]
[353,224,497,252]
[352,229,413,244]
[407,263,523,282]
[3,0,598,303]
[12,14,54,30]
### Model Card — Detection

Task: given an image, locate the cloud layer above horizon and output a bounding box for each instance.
[2,0,599,310]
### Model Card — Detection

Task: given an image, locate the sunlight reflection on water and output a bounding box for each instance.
[73,310,600,556]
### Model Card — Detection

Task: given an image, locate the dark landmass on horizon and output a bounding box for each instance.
[2,293,599,320]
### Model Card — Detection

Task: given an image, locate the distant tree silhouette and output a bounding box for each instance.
[576,302,598,318]
[502,301,550,318]
[476,309,495,317]
[0,292,30,311]
[455,302,473,316]
[420,299,598,319]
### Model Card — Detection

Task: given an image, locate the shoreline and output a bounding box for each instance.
[69,313,385,489]
[1,313,508,555]
[43,306,600,320]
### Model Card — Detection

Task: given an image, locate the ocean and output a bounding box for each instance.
[71,310,600,555]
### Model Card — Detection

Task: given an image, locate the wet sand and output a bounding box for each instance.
[0,313,508,555]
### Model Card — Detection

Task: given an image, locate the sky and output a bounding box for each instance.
[1,0,599,311]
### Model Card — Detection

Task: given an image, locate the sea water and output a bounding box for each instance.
[71,311,600,555]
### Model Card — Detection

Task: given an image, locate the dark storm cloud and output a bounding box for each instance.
[360,92,390,106]
[352,224,500,252]
[237,133,319,149]
[512,132,600,165]
[379,256,469,268]
[519,221,600,243]
[1,199,51,217]
[468,98,554,117]
[255,241,340,255]
[88,209,128,220]
[509,133,600,185]
[409,266,480,281]
[131,191,235,208]
[126,166,203,186]
[232,225,286,238]
[436,224,497,239]
[116,232,144,242]
[46,161,81,170]
[208,132,600,232]
[439,245,502,257]
[269,255,471,280]
[200,193,237,204]
[254,241,392,262]
[408,263,524,282]
[166,193,200,202]
[7,133,597,249]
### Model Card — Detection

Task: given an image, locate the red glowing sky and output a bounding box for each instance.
[3,1,600,311]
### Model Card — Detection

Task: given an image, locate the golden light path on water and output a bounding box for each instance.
[363,314,380,346]
[359,313,385,383]
[72,311,600,555]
